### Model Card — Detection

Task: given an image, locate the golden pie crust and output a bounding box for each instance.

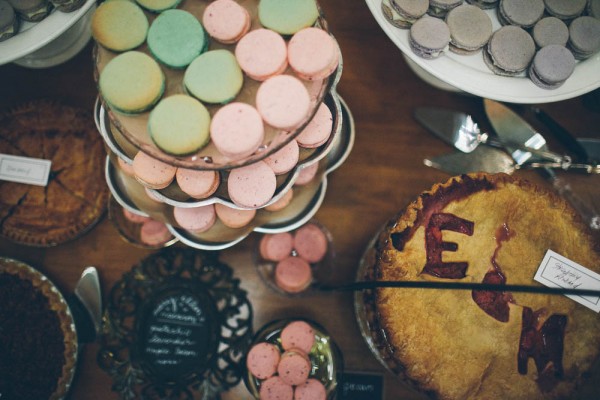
[0,257,78,400]
[364,173,600,400]
[0,100,109,246]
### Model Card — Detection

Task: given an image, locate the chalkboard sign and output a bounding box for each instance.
[134,281,219,382]
[338,371,384,400]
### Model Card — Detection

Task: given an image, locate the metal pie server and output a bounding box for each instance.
[68,266,103,343]
[424,146,516,175]
[484,99,600,230]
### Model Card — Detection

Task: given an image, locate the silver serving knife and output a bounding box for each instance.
[74,266,103,337]
[424,146,516,175]
[484,99,600,230]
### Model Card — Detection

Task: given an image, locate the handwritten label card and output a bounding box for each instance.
[138,290,216,381]
[534,249,600,313]
[338,371,384,400]
[0,154,51,186]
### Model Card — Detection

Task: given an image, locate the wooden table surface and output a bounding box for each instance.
[2,1,600,399]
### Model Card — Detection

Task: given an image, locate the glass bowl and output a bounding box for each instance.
[254,220,335,297]
[243,318,343,399]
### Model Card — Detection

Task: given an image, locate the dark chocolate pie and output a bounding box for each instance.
[0,100,108,246]
[0,258,78,400]
[363,173,600,399]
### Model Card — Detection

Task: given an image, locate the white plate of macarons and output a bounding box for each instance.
[365,0,600,104]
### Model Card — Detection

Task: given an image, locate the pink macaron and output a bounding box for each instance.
[202,0,250,44]
[263,139,300,175]
[173,204,216,233]
[247,342,281,380]
[176,168,220,199]
[122,208,150,224]
[132,151,177,190]
[264,188,294,212]
[294,162,319,186]
[259,376,293,400]
[117,157,135,177]
[277,348,312,386]
[275,256,313,293]
[295,102,333,149]
[294,223,328,263]
[210,102,264,160]
[288,27,340,81]
[259,232,294,261]
[256,75,311,130]
[281,321,315,354]
[227,161,277,208]
[294,379,326,400]
[215,203,256,228]
[140,219,173,246]
[235,28,288,81]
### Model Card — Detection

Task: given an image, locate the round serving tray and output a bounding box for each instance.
[97,91,344,210]
[93,0,342,170]
[365,0,600,103]
[105,97,355,251]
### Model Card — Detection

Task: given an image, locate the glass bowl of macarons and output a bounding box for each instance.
[92,0,342,170]
[244,318,343,400]
[254,220,335,296]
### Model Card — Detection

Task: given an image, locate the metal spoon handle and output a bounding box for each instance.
[519,160,600,174]
[485,136,565,163]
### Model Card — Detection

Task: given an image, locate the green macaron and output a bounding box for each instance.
[147,9,208,69]
[184,49,243,104]
[258,0,319,35]
[148,94,211,155]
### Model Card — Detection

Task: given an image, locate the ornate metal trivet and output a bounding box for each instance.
[98,248,253,400]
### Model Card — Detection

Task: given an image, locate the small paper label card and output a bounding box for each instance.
[338,371,384,400]
[535,249,600,313]
[0,154,51,187]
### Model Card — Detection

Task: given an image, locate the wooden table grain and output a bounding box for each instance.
[2,1,600,399]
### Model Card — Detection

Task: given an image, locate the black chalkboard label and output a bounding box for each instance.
[338,371,384,400]
[135,282,219,382]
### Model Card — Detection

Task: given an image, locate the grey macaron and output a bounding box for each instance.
[497,0,544,28]
[390,0,429,29]
[543,0,586,20]
[483,25,536,76]
[409,16,451,59]
[589,0,600,19]
[568,16,600,60]
[528,45,575,89]
[7,0,51,22]
[465,0,497,9]
[428,0,463,18]
[0,0,18,42]
[532,17,569,48]
[445,4,492,54]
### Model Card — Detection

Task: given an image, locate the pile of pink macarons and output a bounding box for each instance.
[119,206,174,247]
[258,222,330,294]
[246,320,328,400]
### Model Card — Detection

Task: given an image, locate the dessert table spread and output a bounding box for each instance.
[1,1,600,399]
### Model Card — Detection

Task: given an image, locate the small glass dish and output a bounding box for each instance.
[107,195,178,249]
[243,318,343,399]
[254,220,335,297]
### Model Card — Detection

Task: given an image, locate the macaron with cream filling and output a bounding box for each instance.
[136,0,181,13]
[227,161,277,208]
[256,75,311,130]
[258,0,319,35]
[497,0,544,28]
[263,139,300,175]
[210,102,264,160]
[275,256,313,293]
[175,168,220,199]
[8,0,50,22]
[0,1,18,42]
[246,342,280,380]
[568,16,600,60]
[259,232,294,261]
[409,16,451,59]
[446,4,492,55]
[92,1,149,52]
[132,151,177,190]
[259,376,293,400]
[173,204,216,233]
[264,188,294,212]
[528,45,575,89]
[287,27,339,81]
[147,9,207,69]
[483,25,535,76]
[532,17,569,48]
[543,0,586,20]
[387,0,428,28]
[294,379,327,400]
[215,203,256,228]
[202,0,250,44]
[184,50,243,104]
[235,28,288,81]
[148,94,211,155]
[99,51,164,114]
[427,0,463,18]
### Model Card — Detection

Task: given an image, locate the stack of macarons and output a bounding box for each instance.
[258,222,331,294]
[0,0,87,42]
[94,0,341,163]
[380,0,600,89]
[118,205,175,248]
[246,320,328,400]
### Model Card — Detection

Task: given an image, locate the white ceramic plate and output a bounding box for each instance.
[365,0,600,104]
[0,0,95,66]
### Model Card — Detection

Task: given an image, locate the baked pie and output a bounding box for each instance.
[0,257,78,400]
[0,100,108,246]
[362,173,600,399]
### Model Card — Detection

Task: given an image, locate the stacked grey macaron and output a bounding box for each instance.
[381,0,600,90]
